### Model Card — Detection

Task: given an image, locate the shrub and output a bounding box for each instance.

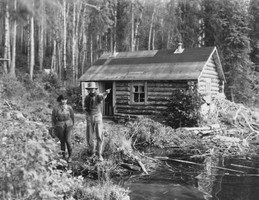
[0,119,85,200]
[40,72,62,92]
[66,85,83,112]
[74,182,129,200]
[163,84,203,128]
[0,117,130,200]
[0,74,27,99]
[126,118,202,151]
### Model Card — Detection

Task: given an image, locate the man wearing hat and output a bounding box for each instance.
[84,82,111,162]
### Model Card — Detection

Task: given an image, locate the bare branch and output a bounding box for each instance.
[81,2,100,11]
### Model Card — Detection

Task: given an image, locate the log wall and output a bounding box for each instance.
[198,58,221,95]
[114,81,187,116]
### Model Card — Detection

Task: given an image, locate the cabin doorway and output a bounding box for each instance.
[99,82,113,116]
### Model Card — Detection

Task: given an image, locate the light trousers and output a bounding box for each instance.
[86,113,103,156]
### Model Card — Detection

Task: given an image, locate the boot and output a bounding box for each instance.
[67,148,72,163]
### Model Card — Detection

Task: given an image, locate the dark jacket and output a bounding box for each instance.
[52,105,74,127]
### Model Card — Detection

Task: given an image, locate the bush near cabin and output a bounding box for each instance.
[163,85,203,129]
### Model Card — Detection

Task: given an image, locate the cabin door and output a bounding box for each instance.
[97,82,113,116]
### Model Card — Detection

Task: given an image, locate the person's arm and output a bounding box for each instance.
[101,89,111,100]
[51,108,57,127]
[69,106,75,125]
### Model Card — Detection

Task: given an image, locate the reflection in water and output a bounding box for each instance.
[196,156,224,200]
[125,156,259,200]
[196,156,259,200]
[128,182,205,200]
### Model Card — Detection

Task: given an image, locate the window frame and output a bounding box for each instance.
[130,82,147,104]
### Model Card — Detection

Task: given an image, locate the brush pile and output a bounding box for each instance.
[179,95,259,157]
[127,95,259,158]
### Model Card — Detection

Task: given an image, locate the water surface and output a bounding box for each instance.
[125,156,259,200]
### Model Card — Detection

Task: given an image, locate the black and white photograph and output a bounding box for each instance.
[1,0,259,199]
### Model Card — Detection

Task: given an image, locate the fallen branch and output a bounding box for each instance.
[133,156,149,175]
[230,163,258,170]
[4,99,12,109]
[184,124,221,131]
[137,152,160,162]
[241,112,259,134]
[120,163,141,171]
[155,156,245,174]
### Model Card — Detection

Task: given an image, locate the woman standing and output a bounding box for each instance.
[52,94,74,162]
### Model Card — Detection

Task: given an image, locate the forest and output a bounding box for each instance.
[0,0,259,104]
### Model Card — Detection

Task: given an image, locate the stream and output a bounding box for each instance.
[123,156,259,200]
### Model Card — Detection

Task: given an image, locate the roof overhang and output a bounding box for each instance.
[79,62,206,82]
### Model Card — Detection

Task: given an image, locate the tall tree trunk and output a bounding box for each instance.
[131,0,135,52]
[27,21,30,72]
[10,0,17,77]
[29,14,35,80]
[134,0,145,51]
[152,28,155,50]
[58,43,62,79]
[72,1,76,84]
[110,29,113,53]
[3,3,10,74]
[38,1,45,71]
[51,39,56,72]
[105,32,108,52]
[75,1,81,83]
[148,7,155,50]
[114,5,117,53]
[90,34,93,63]
[82,33,87,74]
[20,26,24,53]
[38,24,44,71]
[166,29,171,49]
[80,6,87,75]
[63,0,67,84]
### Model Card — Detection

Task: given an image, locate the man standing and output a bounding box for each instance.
[84,82,111,162]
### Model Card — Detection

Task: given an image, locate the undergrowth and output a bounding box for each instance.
[0,74,130,200]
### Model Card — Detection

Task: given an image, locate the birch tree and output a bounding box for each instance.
[3,2,10,74]
[29,6,35,80]
[131,0,135,51]
[62,0,67,83]
[148,5,155,50]
[9,0,17,77]
[38,0,45,71]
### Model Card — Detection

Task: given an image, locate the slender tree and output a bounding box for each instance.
[3,2,10,74]
[29,2,34,80]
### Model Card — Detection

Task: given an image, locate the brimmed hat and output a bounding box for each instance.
[57,94,68,102]
[85,82,98,89]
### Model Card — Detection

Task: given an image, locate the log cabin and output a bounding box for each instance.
[79,45,225,119]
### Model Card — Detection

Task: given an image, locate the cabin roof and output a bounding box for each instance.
[79,47,225,82]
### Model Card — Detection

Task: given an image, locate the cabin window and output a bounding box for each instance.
[131,82,147,104]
